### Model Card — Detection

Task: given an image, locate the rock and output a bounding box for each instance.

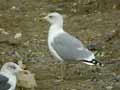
[106,86,113,90]
[0,28,9,35]
[17,70,37,89]
[17,61,37,89]
[14,32,22,39]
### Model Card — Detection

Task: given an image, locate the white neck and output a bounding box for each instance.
[49,24,64,34]
[48,24,64,43]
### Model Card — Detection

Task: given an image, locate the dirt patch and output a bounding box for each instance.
[0,0,120,90]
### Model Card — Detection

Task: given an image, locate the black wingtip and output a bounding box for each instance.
[82,59,104,66]
[91,59,104,66]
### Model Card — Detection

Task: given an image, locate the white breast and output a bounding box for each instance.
[48,25,64,62]
[8,75,16,90]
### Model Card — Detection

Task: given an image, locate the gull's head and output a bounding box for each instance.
[1,62,23,75]
[44,12,63,26]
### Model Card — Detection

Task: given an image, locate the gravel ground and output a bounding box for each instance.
[0,0,120,90]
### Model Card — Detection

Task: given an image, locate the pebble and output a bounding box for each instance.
[0,28,9,35]
[14,32,22,39]
[106,86,113,90]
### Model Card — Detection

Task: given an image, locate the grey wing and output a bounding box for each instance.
[0,74,11,90]
[52,33,94,61]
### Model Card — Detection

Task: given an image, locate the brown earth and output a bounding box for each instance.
[0,0,120,90]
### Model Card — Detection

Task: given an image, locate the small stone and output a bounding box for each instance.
[0,14,2,16]
[1,31,9,35]
[23,41,30,46]
[73,2,77,6]
[11,6,16,10]
[14,32,22,39]
[0,28,9,35]
[71,89,77,90]
[1,52,5,55]
[106,86,113,90]
[0,28,4,31]
[54,79,62,83]
[17,70,37,88]
[71,8,77,13]
[96,18,102,22]
[113,4,116,9]
[17,61,37,88]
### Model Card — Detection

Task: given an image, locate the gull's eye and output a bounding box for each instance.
[9,65,16,70]
[49,15,53,18]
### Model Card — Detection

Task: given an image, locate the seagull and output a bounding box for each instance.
[44,12,103,66]
[0,62,23,90]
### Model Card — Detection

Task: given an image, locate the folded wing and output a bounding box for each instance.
[51,33,94,61]
[0,74,11,90]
